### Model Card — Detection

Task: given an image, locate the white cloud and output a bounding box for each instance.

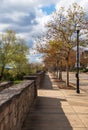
[0,0,88,63]
[0,24,9,32]
[27,48,43,63]
[56,0,76,10]
[55,0,88,12]
[80,0,88,12]
[36,57,43,63]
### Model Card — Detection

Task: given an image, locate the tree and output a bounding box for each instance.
[35,38,64,80]
[45,3,87,86]
[0,30,29,80]
[11,38,29,76]
[0,30,16,79]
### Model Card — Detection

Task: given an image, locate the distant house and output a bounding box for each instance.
[5,65,13,69]
[84,48,88,58]
[73,45,88,55]
[73,46,88,68]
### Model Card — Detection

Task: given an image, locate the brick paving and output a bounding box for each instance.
[21,73,88,130]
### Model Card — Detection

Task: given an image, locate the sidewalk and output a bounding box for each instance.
[22,73,88,130]
[62,71,88,92]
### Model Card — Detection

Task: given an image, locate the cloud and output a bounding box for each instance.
[0,0,88,63]
[27,48,43,63]
[55,0,88,12]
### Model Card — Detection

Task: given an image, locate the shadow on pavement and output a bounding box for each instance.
[22,74,73,130]
[22,96,73,130]
[40,74,54,90]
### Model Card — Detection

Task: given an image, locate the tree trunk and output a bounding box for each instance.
[66,52,70,87]
[59,60,62,80]
[0,65,5,80]
[66,60,69,87]
[56,61,59,78]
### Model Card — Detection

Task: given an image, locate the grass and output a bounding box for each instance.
[14,80,22,84]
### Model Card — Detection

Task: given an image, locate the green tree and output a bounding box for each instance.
[0,30,29,80]
[0,30,16,79]
[11,38,29,76]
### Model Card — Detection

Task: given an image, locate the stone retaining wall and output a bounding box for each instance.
[23,71,45,89]
[0,81,13,92]
[0,71,45,130]
[0,80,35,130]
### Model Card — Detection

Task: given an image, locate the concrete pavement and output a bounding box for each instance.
[62,72,88,92]
[21,73,88,130]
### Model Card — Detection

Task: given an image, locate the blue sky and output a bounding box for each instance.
[41,4,55,15]
[0,0,88,63]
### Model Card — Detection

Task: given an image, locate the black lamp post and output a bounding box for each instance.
[76,24,80,94]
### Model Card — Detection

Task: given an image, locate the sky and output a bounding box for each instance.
[0,0,88,63]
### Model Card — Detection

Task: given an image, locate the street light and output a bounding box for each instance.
[76,24,81,93]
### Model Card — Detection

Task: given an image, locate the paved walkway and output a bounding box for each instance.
[21,73,88,130]
[62,72,88,92]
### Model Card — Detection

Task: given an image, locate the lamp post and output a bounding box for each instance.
[76,24,80,93]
